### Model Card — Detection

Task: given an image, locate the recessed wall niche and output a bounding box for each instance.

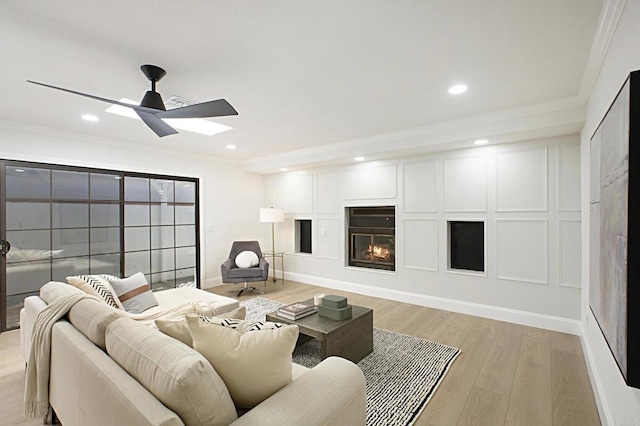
[448,220,485,273]
[295,219,312,254]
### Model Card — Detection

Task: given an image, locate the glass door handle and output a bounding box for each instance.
[0,239,10,255]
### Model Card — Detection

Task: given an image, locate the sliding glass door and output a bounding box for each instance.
[0,160,199,331]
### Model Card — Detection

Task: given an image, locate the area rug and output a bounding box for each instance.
[241,297,461,426]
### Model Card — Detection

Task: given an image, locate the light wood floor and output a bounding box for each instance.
[1,280,601,425]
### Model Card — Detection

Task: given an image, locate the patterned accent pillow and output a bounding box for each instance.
[155,306,246,347]
[109,272,158,314]
[66,274,121,309]
[245,321,285,332]
[201,317,243,328]
[199,316,285,333]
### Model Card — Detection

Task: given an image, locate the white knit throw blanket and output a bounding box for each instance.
[24,292,102,418]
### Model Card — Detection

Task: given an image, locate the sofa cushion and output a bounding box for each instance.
[109,272,158,314]
[187,315,299,408]
[155,306,246,347]
[66,274,122,309]
[68,298,125,350]
[40,281,85,304]
[106,317,237,426]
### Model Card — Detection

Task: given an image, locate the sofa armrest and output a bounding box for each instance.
[232,357,366,426]
[20,296,49,364]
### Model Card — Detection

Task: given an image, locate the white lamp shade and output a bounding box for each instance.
[259,207,285,223]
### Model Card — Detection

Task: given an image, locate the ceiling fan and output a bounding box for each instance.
[27,65,238,137]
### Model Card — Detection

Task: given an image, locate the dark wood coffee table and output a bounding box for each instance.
[266,299,373,363]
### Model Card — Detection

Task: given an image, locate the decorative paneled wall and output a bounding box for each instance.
[496,147,547,211]
[316,218,340,260]
[263,137,582,319]
[403,161,437,212]
[495,219,548,284]
[444,156,487,212]
[316,172,341,214]
[403,219,438,271]
[342,164,397,200]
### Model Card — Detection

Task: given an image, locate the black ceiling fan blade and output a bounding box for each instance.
[26,80,160,114]
[135,110,178,137]
[156,99,238,119]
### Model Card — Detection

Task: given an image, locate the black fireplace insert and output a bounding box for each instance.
[347,206,395,271]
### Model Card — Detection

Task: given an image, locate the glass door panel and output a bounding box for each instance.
[4,166,52,329]
[1,162,199,331]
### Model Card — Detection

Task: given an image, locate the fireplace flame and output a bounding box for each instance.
[366,244,391,261]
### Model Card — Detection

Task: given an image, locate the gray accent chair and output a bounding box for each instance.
[221,241,269,297]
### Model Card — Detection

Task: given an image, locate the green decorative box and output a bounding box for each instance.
[322,295,348,309]
[318,304,352,320]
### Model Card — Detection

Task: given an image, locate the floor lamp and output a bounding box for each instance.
[260,207,285,282]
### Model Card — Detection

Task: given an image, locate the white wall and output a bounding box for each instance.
[580,0,640,423]
[264,136,582,328]
[0,121,264,289]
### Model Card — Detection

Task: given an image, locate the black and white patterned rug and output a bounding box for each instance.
[241,297,461,426]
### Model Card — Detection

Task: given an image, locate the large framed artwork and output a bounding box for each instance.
[590,70,640,388]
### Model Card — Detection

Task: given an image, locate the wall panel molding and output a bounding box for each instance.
[316,172,341,213]
[495,147,548,212]
[403,218,438,271]
[342,164,397,200]
[558,219,582,288]
[403,160,437,213]
[496,218,548,284]
[316,218,340,260]
[557,143,581,212]
[444,155,487,212]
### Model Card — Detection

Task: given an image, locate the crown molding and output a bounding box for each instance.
[243,97,586,174]
[578,0,628,102]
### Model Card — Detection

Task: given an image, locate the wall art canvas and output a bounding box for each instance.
[590,70,640,388]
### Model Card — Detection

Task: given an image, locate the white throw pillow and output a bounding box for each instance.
[109,272,158,314]
[187,315,299,408]
[235,250,259,268]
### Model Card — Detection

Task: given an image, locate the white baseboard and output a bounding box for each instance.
[579,317,613,426]
[285,271,582,335]
[202,277,222,289]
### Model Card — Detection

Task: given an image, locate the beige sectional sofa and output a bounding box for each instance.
[20,282,367,425]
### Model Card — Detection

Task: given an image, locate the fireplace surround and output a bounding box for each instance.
[347,206,395,271]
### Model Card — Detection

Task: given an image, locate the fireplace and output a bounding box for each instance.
[347,206,395,271]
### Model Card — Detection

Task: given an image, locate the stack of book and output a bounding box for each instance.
[276,301,317,320]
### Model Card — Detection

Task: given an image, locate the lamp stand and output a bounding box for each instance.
[271,223,277,282]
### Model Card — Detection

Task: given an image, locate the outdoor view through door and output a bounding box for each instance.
[0,161,199,331]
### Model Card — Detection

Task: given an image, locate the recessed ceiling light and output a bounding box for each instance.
[448,84,468,95]
[81,114,99,122]
[105,99,232,136]
[226,144,236,150]
[474,139,489,145]
[355,156,365,162]
[280,167,289,172]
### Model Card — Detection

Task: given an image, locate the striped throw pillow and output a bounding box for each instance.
[66,275,121,309]
[108,272,158,314]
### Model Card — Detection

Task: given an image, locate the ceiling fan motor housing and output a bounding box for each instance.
[140,90,166,110]
[139,65,167,110]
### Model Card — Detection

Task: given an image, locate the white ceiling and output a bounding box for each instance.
[0,0,606,173]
